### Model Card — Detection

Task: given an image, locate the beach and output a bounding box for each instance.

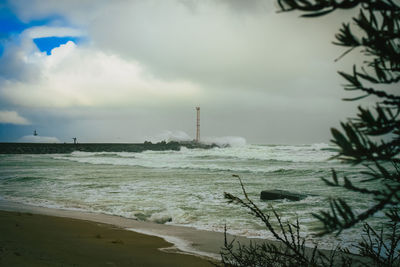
[0,199,270,266]
[0,208,215,266]
[0,202,366,267]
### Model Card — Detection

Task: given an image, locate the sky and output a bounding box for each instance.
[0,0,368,144]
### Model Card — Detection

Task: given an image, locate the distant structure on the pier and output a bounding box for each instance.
[33,130,38,136]
[72,137,77,144]
[195,107,200,142]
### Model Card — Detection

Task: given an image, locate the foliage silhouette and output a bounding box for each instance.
[220,0,400,266]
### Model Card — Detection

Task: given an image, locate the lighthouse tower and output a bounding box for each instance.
[195,107,200,142]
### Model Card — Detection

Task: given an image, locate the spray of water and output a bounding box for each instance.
[18,135,60,143]
[201,136,246,147]
[151,130,192,143]
[151,130,246,147]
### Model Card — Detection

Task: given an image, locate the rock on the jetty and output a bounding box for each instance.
[260,190,307,201]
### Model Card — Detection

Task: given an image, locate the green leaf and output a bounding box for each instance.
[338,71,360,87]
[301,8,334,17]
[332,169,338,185]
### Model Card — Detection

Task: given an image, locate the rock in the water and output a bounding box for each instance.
[260,190,307,201]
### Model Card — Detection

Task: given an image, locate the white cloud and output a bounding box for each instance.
[1,1,349,109]
[8,0,350,91]
[0,110,30,125]
[25,26,84,39]
[19,135,60,143]
[8,0,107,23]
[0,25,82,81]
[1,41,201,108]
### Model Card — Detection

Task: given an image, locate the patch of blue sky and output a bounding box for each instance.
[0,6,26,34]
[0,8,67,35]
[33,36,82,55]
[0,4,73,57]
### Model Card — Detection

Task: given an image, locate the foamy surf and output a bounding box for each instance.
[0,144,383,251]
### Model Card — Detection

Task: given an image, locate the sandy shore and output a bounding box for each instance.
[0,210,216,266]
[0,200,267,266]
[0,200,264,259]
[0,200,366,266]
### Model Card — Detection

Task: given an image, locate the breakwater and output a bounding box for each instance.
[0,141,217,154]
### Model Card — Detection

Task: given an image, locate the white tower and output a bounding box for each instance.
[195,107,200,142]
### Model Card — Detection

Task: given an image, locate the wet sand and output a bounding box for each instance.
[0,200,365,266]
[0,200,235,260]
[0,210,215,266]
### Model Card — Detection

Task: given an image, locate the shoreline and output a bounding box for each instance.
[0,210,215,266]
[0,199,266,261]
[0,201,366,266]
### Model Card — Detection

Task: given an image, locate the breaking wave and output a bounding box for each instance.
[52,144,336,174]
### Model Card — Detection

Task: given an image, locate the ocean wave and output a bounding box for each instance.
[3,176,40,183]
[50,144,337,174]
[69,151,137,158]
[201,136,247,147]
[66,151,307,163]
[57,144,337,165]
[52,155,303,174]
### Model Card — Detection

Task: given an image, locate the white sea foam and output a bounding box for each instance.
[56,144,336,173]
[151,130,193,143]
[127,228,221,260]
[201,136,247,147]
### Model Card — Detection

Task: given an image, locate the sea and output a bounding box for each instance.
[0,143,385,250]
